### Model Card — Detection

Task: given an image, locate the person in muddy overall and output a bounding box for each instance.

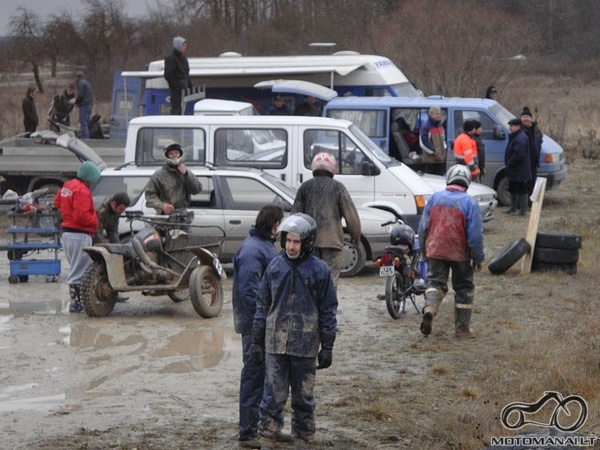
[418,165,484,338]
[291,152,361,288]
[54,161,101,313]
[232,204,284,449]
[144,142,202,215]
[251,213,338,448]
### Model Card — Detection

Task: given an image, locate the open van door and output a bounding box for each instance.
[254,79,338,101]
[109,70,143,140]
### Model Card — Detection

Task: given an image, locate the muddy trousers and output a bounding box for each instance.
[239,334,265,441]
[424,258,474,333]
[314,247,341,289]
[259,353,316,441]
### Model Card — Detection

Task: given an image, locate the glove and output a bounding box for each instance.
[316,331,336,370]
[472,260,482,273]
[470,166,480,180]
[250,323,266,365]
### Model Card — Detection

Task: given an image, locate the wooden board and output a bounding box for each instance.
[521,177,547,274]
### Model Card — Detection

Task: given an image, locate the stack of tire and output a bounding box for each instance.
[531,231,582,275]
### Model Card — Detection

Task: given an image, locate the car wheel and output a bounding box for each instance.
[496,175,510,207]
[488,237,531,275]
[535,231,582,250]
[340,239,366,278]
[533,247,579,265]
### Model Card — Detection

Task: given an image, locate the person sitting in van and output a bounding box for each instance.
[390,111,419,163]
[453,119,480,180]
[294,96,321,116]
[419,106,447,176]
[267,95,291,115]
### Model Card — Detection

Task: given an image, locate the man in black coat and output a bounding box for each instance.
[22,85,39,137]
[504,118,531,216]
[164,36,191,115]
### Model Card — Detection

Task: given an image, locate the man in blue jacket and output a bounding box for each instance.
[232,204,284,449]
[252,213,338,447]
[418,165,484,338]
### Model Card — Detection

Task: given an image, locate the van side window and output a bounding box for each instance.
[213,128,287,169]
[304,129,364,175]
[136,127,205,165]
[326,109,386,138]
[454,110,497,140]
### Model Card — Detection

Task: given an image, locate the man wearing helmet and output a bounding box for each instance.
[417,165,484,338]
[145,142,202,214]
[251,213,338,447]
[292,152,361,288]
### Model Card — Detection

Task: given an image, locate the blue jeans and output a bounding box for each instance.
[239,334,265,440]
[259,353,316,440]
[79,104,92,139]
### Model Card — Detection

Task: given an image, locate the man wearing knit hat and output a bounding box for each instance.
[54,161,101,313]
[520,106,543,198]
[164,36,192,115]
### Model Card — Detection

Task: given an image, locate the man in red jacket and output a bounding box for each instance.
[54,161,101,313]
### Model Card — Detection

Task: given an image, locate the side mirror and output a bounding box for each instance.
[493,126,506,140]
[361,160,381,176]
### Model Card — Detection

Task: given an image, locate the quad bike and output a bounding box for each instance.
[376,218,427,319]
[80,209,226,318]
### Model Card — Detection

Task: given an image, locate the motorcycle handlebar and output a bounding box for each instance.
[381,217,405,227]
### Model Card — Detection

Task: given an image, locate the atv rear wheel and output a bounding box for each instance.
[81,262,117,317]
[189,266,223,318]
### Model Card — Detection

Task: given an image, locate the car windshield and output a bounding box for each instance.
[489,102,516,128]
[349,124,392,165]
[92,175,148,208]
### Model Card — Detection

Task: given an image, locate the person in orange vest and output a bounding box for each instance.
[453,119,480,180]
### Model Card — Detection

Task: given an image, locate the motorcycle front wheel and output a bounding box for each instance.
[385,271,407,319]
[81,262,117,317]
[189,266,223,318]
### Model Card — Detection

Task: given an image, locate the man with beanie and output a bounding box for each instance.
[70,71,93,139]
[164,36,192,115]
[233,204,284,449]
[520,106,543,198]
[453,119,480,180]
[54,161,101,313]
[504,118,531,216]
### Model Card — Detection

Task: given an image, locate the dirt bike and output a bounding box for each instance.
[376,218,427,319]
[81,209,226,318]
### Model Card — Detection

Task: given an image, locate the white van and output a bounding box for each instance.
[123,115,434,230]
[193,99,258,116]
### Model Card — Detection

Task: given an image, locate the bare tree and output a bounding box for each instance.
[8,8,45,93]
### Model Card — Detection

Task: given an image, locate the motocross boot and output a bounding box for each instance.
[455,304,474,338]
[68,284,83,313]
[420,288,441,335]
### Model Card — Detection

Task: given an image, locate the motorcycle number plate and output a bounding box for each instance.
[379,266,395,277]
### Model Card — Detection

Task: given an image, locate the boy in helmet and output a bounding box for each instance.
[145,142,202,214]
[251,213,338,447]
[54,161,101,313]
[292,152,361,288]
[417,165,484,338]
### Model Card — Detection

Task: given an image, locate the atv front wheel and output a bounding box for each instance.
[189,266,223,318]
[81,262,117,317]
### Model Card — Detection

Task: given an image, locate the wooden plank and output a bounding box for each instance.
[521,177,547,273]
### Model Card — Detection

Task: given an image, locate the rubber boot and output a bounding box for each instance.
[68,284,83,313]
[511,194,528,216]
[504,193,518,214]
[455,306,474,337]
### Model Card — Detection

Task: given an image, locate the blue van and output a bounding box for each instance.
[323,96,567,205]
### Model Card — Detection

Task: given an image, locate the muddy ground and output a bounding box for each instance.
[1,158,599,450]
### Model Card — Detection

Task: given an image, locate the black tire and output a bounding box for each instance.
[496,175,510,207]
[531,261,577,275]
[488,237,531,275]
[340,239,367,278]
[81,262,117,317]
[168,288,190,303]
[19,275,29,283]
[385,271,407,319]
[189,266,223,318]
[533,247,579,264]
[8,275,19,284]
[535,231,582,250]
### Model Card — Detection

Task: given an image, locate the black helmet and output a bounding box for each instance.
[163,141,184,168]
[390,224,415,248]
[278,213,318,257]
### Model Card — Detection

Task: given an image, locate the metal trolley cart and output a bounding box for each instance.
[6,211,62,283]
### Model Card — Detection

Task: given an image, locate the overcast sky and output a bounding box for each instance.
[1,0,153,36]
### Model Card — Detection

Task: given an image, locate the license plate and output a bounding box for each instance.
[379,265,395,277]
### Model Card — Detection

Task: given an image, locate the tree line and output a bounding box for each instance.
[0,0,597,103]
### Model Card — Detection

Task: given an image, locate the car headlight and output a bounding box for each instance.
[474,194,496,203]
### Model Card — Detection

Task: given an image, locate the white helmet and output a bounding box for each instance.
[163,141,184,168]
[446,165,471,189]
[311,152,337,176]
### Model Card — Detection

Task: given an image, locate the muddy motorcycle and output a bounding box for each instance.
[81,210,225,318]
[376,218,427,319]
